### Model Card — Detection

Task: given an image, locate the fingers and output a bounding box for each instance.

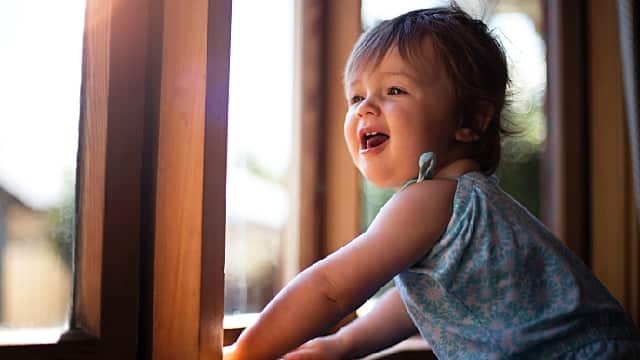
[283,343,317,360]
[283,344,338,360]
[283,349,313,360]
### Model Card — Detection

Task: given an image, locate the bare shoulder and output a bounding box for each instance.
[364,178,457,262]
[316,160,477,300]
[313,179,457,308]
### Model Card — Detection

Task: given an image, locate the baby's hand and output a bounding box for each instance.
[283,336,346,360]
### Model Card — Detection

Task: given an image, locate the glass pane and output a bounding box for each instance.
[359,0,547,222]
[0,0,85,344]
[225,0,295,316]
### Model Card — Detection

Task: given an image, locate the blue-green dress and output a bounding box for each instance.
[394,155,640,359]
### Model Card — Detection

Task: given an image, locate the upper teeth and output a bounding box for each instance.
[365,132,379,137]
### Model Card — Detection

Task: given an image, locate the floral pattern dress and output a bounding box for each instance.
[395,167,640,359]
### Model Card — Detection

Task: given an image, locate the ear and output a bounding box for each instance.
[454,102,495,143]
[454,127,480,142]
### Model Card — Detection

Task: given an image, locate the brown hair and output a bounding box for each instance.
[345,6,511,174]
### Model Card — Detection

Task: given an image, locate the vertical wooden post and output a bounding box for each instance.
[152,0,231,358]
[323,0,362,254]
[78,1,149,357]
[293,0,326,275]
[543,0,589,262]
[293,0,362,272]
[201,0,232,357]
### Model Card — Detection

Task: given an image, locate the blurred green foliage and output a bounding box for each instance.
[360,177,395,231]
[496,94,545,218]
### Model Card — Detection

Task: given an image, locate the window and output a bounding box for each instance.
[0,0,84,345]
[0,0,177,357]
[224,0,296,317]
[222,0,365,341]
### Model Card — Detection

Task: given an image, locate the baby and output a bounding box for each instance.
[225,6,640,359]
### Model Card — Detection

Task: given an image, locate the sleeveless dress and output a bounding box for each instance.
[394,154,640,359]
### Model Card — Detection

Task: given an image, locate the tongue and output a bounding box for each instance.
[366,134,389,149]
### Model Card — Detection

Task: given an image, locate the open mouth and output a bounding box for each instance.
[360,131,390,152]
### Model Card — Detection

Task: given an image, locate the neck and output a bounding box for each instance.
[433,157,481,179]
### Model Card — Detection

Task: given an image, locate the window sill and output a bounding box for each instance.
[0,326,66,346]
[223,313,259,346]
[223,313,432,359]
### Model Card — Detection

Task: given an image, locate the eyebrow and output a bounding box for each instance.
[347,71,418,89]
[378,71,419,82]
[379,71,415,77]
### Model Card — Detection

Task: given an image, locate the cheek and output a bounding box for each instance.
[343,112,358,151]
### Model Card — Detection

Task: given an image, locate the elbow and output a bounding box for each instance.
[308,260,350,315]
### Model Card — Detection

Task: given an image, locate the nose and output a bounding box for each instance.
[356,97,380,118]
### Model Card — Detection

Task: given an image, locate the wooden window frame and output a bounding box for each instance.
[0,0,149,357]
[149,0,231,357]
[543,0,589,262]
[0,0,233,358]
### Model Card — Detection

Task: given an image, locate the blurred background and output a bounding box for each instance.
[0,0,83,343]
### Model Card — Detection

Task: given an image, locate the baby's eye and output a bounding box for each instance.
[387,87,406,96]
[350,95,364,104]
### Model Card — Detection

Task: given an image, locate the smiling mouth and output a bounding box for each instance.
[360,131,390,152]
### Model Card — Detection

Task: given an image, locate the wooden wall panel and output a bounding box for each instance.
[588,0,635,314]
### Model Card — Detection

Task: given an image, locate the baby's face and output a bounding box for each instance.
[343,43,458,188]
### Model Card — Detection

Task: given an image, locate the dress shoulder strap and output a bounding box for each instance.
[400,152,436,191]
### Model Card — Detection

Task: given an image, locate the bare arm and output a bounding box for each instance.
[282,287,416,359]
[224,262,352,359]
[225,179,455,360]
[340,288,417,358]
[338,287,419,358]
